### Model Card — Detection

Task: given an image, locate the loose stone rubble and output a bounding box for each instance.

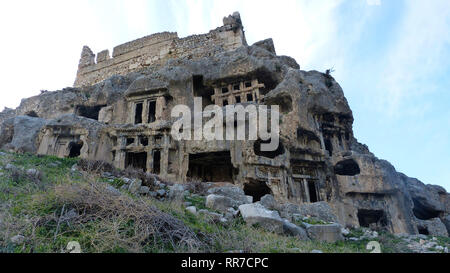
[0,12,449,239]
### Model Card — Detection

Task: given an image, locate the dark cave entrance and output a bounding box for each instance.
[148,100,156,123]
[412,198,441,220]
[68,141,83,158]
[134,102,143,124]
[25,111,39,118]
[187,151,234,182]
[334,159,361,176]
[418,226,429,235]
[253,139,285,159]
[324,138,333,156]
[125,152,147,172]
[307,180,319,203]
[193,75,213,108]
[75,105,106,120]
[243,180,272,202]
[357,209,388,229]
[153,150,161,174]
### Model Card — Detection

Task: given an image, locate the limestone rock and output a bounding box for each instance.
[206,194,240,212]
[259,194,278,211]
[305,223,344,243]
[280,202,338,223]
[128,179,142,194]
[442,215,450,234]
[139,186,150,195]
[239,203,284,233]
[106,185,121,196]
[186,206,197,215]
[282,219,309,240]
[9,116,47,153]
[416,218,448,237]
[207,186,253,205]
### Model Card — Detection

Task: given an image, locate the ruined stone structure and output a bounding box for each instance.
[1,12,449,237]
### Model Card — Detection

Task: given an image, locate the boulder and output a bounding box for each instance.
[442,215,450,235]
[128,179,142,194]
[156,189,167,197]
[186,206,197,215]
[239,203,284,233]
[139,186,150,195]
[279,202,338,223]
[305,223,344,243]
[106,185,121,196]
[9,116,47,153]
[206,194,240,212]
[26,168,41,180]
[168,184,186,201]
[207,186,253,204]
[282,219,309,240]
[259,194,278,211]
[416,218,448,237]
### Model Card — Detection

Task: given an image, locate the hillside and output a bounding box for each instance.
[0,151,448,253]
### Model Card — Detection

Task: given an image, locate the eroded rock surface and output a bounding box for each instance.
[0,12,448,237]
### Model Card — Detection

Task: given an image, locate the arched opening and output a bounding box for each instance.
[357,209,388,230]
[125,152,147,172]
[418,226,429,235]
[324,138,333,156]
[244,180,272,202]
[254,139,285,159]
[412,198,441,220]
[75,105,106,120]
[307,180,319,203]
[25,111,39,118]
[68,141,83,158]
[334,159,360,176]
[187,151,234,182]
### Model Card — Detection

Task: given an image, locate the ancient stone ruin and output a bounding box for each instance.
[1,12,449,237]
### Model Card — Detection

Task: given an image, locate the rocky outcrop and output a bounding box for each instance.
[0,12,448,238]
[239,203,284,233]
[304,223,344,243]
[5,116,47,153]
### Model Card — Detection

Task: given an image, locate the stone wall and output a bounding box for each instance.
[74,13,247,87]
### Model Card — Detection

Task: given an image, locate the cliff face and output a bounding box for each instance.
[0,12,448,236]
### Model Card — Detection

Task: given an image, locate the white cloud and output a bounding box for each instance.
[376,0,450,117]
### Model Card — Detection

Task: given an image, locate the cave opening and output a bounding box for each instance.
[418,226,429,235]
[25,111,39,118]
[243,180,272,202]
[153,150,161,174]
[187,151,234,182]
[125,152,147,172]
[307,180,318,203]
[412,198,441,220]
[68,141,83,158]
[357,209,388,229]
[193,75,213,108]
[75,105,106,120]
[126,138,135,146]
[148,100,156,123]
[254,139,285,159]
[139,136,148,146]
[324,138,333,156]
[134,102,143,124]
[334,159,361,176]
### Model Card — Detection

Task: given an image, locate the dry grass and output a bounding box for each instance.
[45,182,203,252]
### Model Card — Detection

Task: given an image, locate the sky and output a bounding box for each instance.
[0,0,449,190]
